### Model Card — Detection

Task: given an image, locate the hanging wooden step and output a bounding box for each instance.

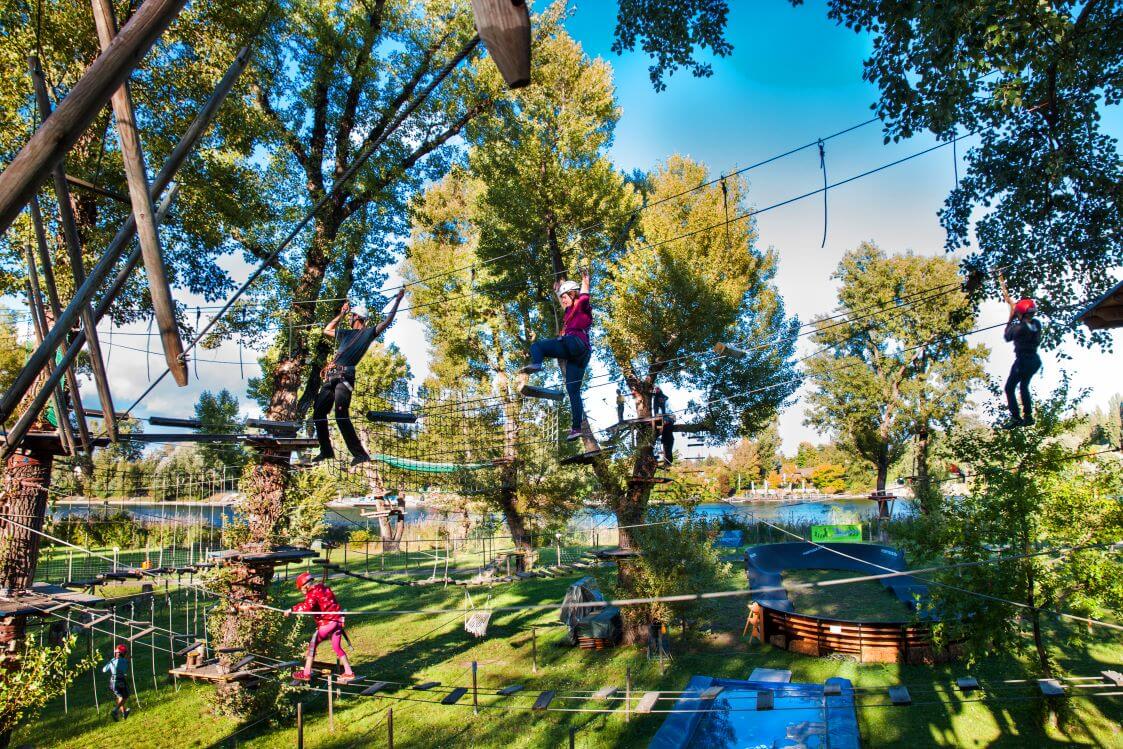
[519,384,564,401]
[628,476,673,485]
[441,687,468,705]
[560,448,609,466]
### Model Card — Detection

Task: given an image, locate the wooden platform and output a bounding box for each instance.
[19,431,109,455]
[0,583,103,618]
[170,658,300,684]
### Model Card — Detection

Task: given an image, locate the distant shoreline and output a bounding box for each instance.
[54,496,239,508]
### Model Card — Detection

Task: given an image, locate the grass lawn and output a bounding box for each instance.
[783,569,915,622]
[18,562,1123,748]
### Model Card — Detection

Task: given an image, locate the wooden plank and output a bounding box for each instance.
[91,0,187,386]
[956,677,980,692]
[888,686,911,705]
[441,687,468,705]
[1103,670,1123,687]
[231,655,255,671]
[755,690,774,711]
[698,686,724,700]
[361,681,392,696]
[518,384,563,401]
[127,627,156,641]
[0,0,188,234]
[635,691,660,714]
[592,687,619,705]
[532,691,556,710]
[413,681,441,691]
[496,684,524,697]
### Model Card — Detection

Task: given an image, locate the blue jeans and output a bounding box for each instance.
[530,336,590,431]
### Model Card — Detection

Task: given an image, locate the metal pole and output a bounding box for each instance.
[29,56,119,437]
[0,0,189,234]
[0,41,255,440]
[90,0,187,386]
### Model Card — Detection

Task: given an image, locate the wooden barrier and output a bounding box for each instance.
[758,603,945,664]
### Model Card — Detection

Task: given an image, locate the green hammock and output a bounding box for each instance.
[371,453,490,474]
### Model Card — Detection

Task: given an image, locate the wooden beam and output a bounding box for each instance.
[29,56,119,441]
[28,195,92,454]
[1,43,253,455]
[64,175,128,203]
[21,246,76,456]
[0,0,188,234]
[91,0,187,387]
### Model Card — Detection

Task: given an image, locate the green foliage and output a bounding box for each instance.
[620,508,735,626]
[194,389,248,470]
[810,463,847,494]
[612,0,732,90]
[804,243,988,490]
[791,0,1123,343]
[930,388,1123,678]
[0,635,92,738]
[349,343,412,414]
[0,312,30,423]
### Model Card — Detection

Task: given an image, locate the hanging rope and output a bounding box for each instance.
[817,138,828,248]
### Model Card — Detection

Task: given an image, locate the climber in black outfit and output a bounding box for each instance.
[1001,279,1043,429]
[312,290,405,464]
[651,386,675,466]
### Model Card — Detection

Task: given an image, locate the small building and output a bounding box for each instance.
[1076,278,1123,331]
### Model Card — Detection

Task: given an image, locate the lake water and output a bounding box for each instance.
[51,496,914,530]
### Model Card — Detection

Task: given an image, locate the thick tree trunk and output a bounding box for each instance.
[241,458,290,550]
[0,449,54,593]
[875,456,889,493]
[210,561,279,716]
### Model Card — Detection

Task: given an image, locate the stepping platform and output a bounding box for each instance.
[245,418,301,433]
[366,410,417,424]
[519,384,564,401]
[627,476,672,485]
[888,686,912,705]
[1102,670,1123,687]
[956,677,980,692]
[593,686,618,701]
[1038,679,1064,697]
[593,548,643,561]
[413,681,441,691]
[699,686,724,700]
[560,448,609,466]
[532,691,556,710]
[127,627,156,642]
[497,684,524,697]
[441,687,468,705]
[21,431,109,455]
[756,690,774,711]
[636,691,661,714]
[169,662,261,684]
[361,681,393,695]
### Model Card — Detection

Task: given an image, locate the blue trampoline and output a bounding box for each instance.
[649,676,860,749]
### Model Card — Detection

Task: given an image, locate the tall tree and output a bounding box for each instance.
[193,389,247,472]
[791,0,1123,345]
[611,0,732,90]
[936,392,1123,685]
[804,243,988,498]
[406,13,618,548]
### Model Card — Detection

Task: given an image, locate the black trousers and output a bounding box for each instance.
[1005,353,1041,420]
[312,374,367,459]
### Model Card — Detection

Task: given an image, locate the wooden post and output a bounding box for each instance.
[327,671,334,732]
[0,0,189,234]
[472,660,478,715]
[296,702,303,749]
[29,57,119,440]
[90,0,187,387]
[0,41,253,448]
[387,707,394,749]
[625,666,631,723]
[531,626,537,673]
[569,727,576,749]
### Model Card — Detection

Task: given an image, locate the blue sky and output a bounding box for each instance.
[46,0,1121,454]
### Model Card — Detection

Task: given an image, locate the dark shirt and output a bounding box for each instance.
[1004,317,1042,357]
[333,326,378,368]
[561,293,593,348]
[653,391,668,415]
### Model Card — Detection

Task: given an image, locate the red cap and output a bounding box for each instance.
[1014,298,1036,315]
[115,644,127,654]
[295,572,313,590]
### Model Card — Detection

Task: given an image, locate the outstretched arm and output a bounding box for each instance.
[324,301,350,338]
[998,273,1016,320]
[373,288,407,337]
[580,268,590,296]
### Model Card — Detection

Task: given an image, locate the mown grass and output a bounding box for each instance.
[18,561,1123,748]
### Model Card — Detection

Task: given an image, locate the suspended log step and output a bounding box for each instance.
[366,410,417,424]
[519,384,564,401]
[413,681,441,691]
[441,687,468,705]
[888,685,912,705]
[532,691,556,710]
[148,415,202,428]
[593,686,618,701]
[361,681,393,696]
[955,677,980,692]
[1038,680,1064,697]
[636,692,660,714]
[497,684,524,697]
[127,627,156,641]
[699,686,724,700]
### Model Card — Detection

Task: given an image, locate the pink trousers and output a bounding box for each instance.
[307,620,346,658]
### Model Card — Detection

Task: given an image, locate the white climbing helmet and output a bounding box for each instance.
[350,302,369,319]
[556,280,580,299]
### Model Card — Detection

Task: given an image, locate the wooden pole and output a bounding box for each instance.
[90,0,187,387]
[21,248,75,457]
[327,671,334,732]
[27,195,92,455]
[296,702,303,749]
[28,56,120,439]
[472,660,478,715]
[0,0,188,234]
[387,707,394,749]
[531,626,537,673]
[625,666,631,723]
[0,42,254,449]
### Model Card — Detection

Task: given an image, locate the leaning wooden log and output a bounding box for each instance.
[470,0,531,88]
[91,0,188,387]
[0,0,188,234]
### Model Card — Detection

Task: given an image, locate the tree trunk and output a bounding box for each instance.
[241,457,290,550]
[209,561,280,717]
[875,455,889,493]
[0,449,54,593]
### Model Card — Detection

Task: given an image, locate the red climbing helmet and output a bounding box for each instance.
[294,572,313,590]
[115,644,127,655]
[1015,298,1037,315]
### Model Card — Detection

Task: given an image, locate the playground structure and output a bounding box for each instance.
[744,542,938,664]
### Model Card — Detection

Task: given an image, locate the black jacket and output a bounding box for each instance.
[1004,317,1042,357]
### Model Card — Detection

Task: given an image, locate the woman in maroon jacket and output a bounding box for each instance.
[520,269,592,441]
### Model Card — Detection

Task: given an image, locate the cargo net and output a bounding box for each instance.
[298,385,560,498]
